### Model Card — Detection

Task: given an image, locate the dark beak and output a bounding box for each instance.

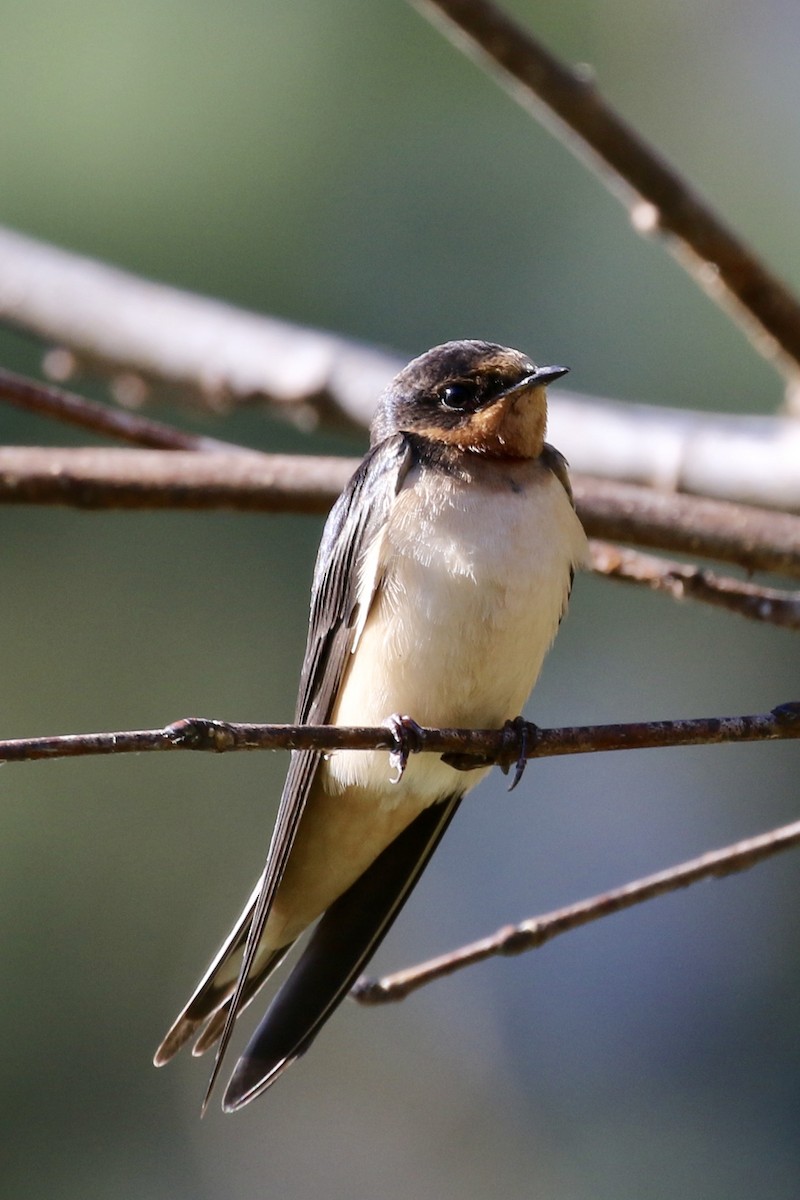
[500,364,569,401]
[529,364,569,387]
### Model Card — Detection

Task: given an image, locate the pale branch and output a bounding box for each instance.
[416,0,800,394]
[0,227,396,433]
[1,703,797,766]
[2,229,800,512]
[547,396,800,514]
[589,541,800,630]
[2,447,797,581]
[351,816,800,1004]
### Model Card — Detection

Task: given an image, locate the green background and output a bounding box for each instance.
[0,3,798,1198]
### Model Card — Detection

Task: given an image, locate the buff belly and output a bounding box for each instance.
[265,457,586,947]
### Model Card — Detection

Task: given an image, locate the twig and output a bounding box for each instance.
[352,816,800,1004]
[3,230,800,512]
[0,366,243,453]
[589,541,800,630]
[1,447,797,579]
[1,703,797,766]
[572,477,800,579]
[416,0,800,389]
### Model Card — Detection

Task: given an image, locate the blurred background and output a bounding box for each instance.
[0,2,798,1198]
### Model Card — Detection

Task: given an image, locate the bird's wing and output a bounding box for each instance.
[222,789,463,1110]
[197,433,415,1109]
[540,442,574,502]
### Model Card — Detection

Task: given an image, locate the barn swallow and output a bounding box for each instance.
[154,340,587,1111]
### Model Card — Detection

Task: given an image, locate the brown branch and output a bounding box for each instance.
[0,447,354,514]
[589,541,800,629]
[0,366,244,453]
[573,477,800,579]
[8,712,796,1006]
[1,703,797,766]
[416,0,800,386]
[352,816,800,1004]
[2,447,797,580]
[7,365,800,612]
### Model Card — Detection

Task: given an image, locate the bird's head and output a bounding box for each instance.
[371,340,568,459]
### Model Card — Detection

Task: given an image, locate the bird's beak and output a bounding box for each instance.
[527,364,569,387]
[500,365,569,401]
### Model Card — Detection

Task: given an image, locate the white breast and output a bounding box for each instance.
[327,457,586,804]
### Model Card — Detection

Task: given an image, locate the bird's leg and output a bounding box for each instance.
[385,713,425,783]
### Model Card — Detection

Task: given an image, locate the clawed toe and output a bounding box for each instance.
[501,717,537,791]
[386,713,424,783]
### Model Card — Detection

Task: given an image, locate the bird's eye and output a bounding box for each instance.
[439,381,475,410]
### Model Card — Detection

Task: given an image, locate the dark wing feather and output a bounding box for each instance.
[541,442,581,619]
[541,442,574,503]
[153,876,283,1064]
[222,791,463,1111]
[200,434,415,1108]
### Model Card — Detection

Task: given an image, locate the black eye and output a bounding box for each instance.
[439,381,476,410]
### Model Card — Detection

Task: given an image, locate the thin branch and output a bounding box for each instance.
[2,447,797,580]
[2,229,800,512]
[352,816,800,1004]
[416,0,800,391]
[572,477,800,579]
[0,367,244,453]
[1,703,797,766]
[589,541,800,630]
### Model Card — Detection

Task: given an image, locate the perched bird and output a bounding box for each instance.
[154,340,587,1111]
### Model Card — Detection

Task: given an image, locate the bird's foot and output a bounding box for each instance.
[386,713,424,783]
[500,717,538,792]
[442,717,538,786]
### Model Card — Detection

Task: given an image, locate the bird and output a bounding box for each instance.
[153,339,587,1112]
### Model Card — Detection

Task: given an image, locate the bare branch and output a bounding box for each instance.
[2,228,800,511]
[6,708,797,1006]
[0,367,243,453]
[416,0,800,391]
[548,396,800,514]
[1,447,798,577]
[352,816,800,1004]
[0,227,397,433]
[0,447,353,514]
[1,703,797,766]
[589,541,800,630]
[572,477,800,579]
